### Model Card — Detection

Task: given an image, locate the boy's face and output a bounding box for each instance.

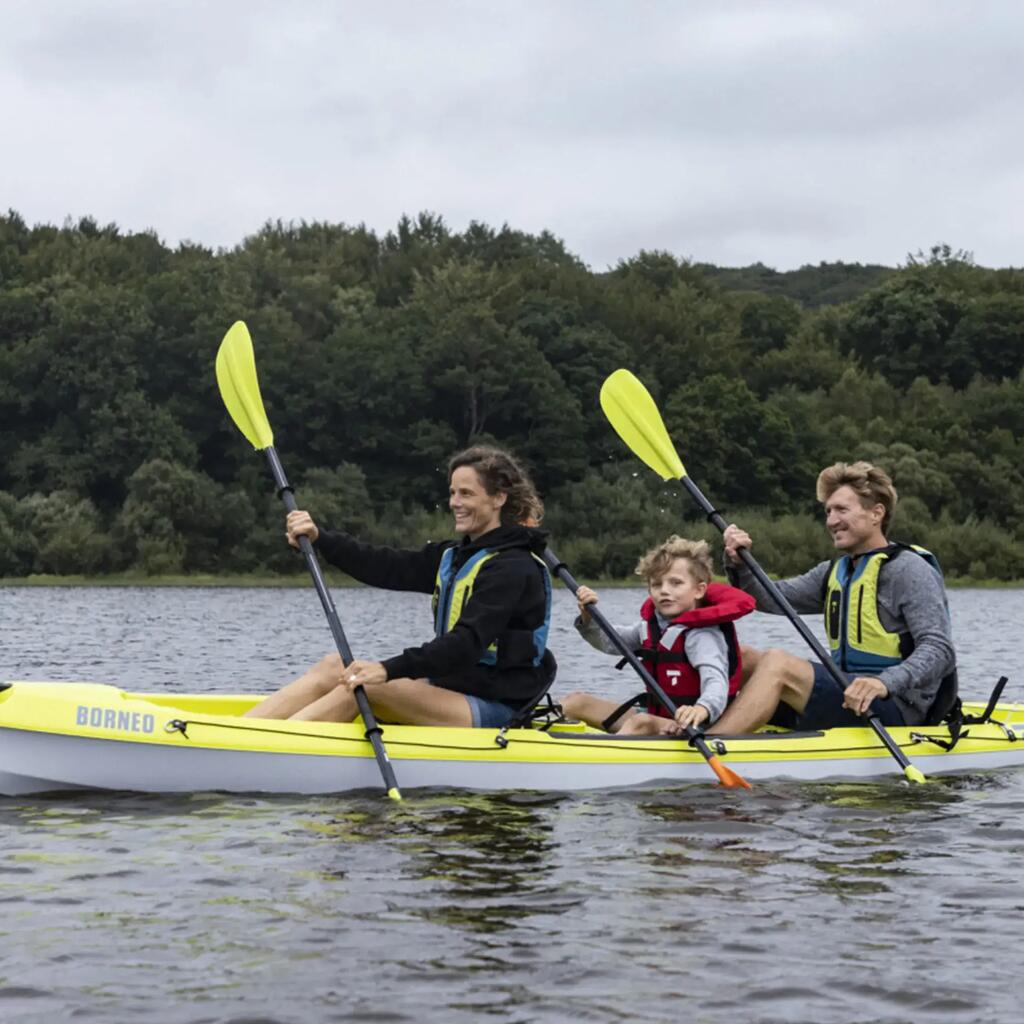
[648,557,707,618]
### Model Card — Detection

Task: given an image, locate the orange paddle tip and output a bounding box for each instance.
[709,755,752,789]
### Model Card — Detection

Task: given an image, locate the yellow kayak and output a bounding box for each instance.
[1,681,1022,795]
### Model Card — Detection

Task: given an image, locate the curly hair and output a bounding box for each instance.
[816,461,898,533]
[447,446,544,526]
[634,535,713,588]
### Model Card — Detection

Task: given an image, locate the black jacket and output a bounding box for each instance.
[314,524,555,705]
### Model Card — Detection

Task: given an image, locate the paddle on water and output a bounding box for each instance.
[541,548,751,789]
[215,321,402,801]
[598,368,927,785]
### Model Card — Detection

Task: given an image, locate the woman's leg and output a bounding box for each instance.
[244,653,345,719]
[292,677,475,727]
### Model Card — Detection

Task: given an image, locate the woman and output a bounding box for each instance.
[245,446,555,727]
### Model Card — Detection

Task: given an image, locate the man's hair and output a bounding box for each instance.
[816,461,898,533]
[447,446,544,526]
[635,536,713,587]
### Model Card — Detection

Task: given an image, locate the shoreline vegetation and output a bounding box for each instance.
[2,213,1023,583]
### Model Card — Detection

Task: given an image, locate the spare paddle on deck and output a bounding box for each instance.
[216,320,402,801]
[542,548,750,789]
[599,368,927,786]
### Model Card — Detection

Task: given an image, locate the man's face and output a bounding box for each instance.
[824,485,884,554]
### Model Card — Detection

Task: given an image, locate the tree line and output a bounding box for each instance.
[1,210,1023,581]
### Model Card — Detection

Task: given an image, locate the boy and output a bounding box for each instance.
[563,536,755,735]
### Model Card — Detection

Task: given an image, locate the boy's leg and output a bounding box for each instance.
[710,649,816,734]
[617,712,675,736]
[561,691,635,732]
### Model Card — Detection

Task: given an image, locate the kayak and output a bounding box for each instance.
[1,681,1022,795]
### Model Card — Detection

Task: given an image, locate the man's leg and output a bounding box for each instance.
[710,649,816,734]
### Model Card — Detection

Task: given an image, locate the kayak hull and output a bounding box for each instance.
[2,682,1023,795]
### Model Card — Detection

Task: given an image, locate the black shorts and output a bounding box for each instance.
[772,663,905,731]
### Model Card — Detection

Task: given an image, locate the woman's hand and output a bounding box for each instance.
[576,585,598,622]
[673,703,710,732]
[342,660,388,690]
[286,510,319,548]
[722,523,752,567]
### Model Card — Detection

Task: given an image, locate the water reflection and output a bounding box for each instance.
[301,792,578,933]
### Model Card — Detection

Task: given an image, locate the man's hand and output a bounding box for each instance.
[843,676,889,716]
[722,524,752,567]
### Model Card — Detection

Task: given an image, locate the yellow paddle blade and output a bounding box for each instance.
[599,369,686,481]
[215,321,274,450]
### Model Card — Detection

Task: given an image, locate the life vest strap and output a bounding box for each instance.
[601,692,648,732]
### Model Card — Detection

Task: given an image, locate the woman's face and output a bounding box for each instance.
[449,466,506,540]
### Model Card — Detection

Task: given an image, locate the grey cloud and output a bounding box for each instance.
[1,0,1022,269]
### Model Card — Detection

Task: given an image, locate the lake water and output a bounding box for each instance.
[2,585,1023,1023]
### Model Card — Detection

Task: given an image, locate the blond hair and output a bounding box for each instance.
[816,461,898,533]
[635,536,713,587]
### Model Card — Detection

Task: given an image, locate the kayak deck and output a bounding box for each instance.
[1,682,1022,795]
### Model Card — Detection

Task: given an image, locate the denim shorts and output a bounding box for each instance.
[463,693,520,729]
[779,663,906,731]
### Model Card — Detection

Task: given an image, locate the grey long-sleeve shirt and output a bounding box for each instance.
[725,552,956,725]
[574,614,732,723]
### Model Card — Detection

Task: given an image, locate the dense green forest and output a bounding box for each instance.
[1,210,1023,580]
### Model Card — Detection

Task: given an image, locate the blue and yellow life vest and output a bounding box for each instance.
[432,546,551,668]
[824,543,944,675]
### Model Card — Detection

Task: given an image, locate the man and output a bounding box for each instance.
[709,461,956,734]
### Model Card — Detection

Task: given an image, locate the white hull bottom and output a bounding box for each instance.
[2,728,1022,796]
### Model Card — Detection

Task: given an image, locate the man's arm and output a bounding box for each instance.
[726,559,831,616]
[876,556,956,713]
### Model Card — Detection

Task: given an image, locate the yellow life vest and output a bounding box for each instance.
[431,547,551,667]
[823,544,939,674]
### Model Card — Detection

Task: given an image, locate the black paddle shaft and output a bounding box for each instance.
[542,547,730,759]
[542,549,679,716]
[680,475,847,688]
[265,447,353,662]
[264,446,400,792]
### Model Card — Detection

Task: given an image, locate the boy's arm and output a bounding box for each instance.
[684,628,731,723]
[574,615,643,658]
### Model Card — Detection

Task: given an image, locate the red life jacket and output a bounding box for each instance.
[637,582,756,718]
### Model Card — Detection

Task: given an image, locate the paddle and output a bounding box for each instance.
[215,320,402,801]
[599,368,927,785]
[541,548,751,789]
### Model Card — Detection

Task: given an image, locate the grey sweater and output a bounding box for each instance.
[575,613,732,723]
[726,552,956,725]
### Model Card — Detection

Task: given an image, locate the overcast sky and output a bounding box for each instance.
[2,1,1022,270]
